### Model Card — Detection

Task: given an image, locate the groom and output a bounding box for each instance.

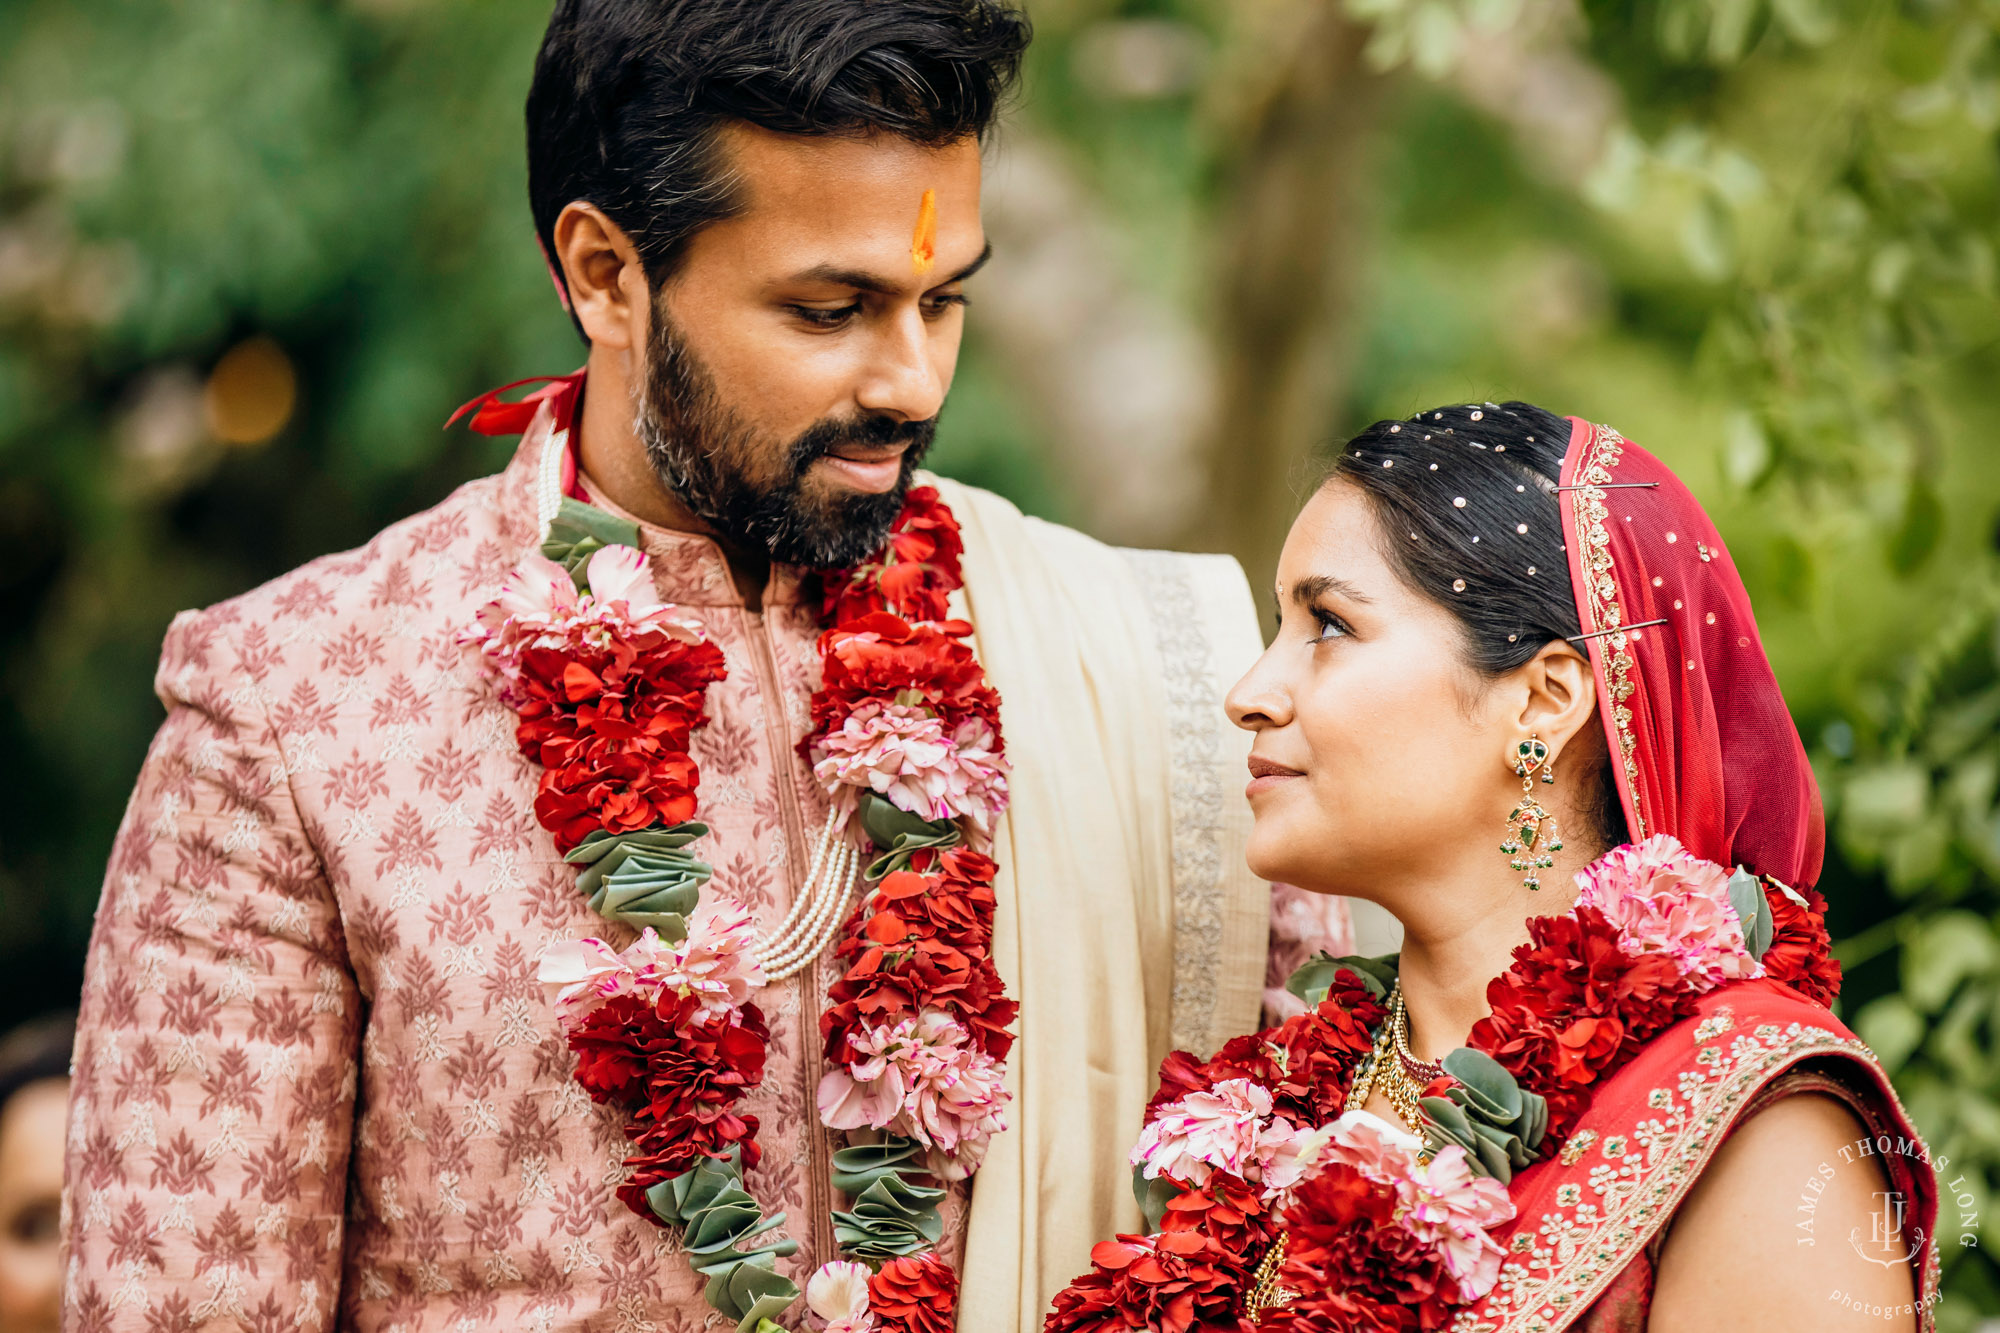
[61,2,1344,1329]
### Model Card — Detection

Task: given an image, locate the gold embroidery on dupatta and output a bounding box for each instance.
[1565,423,1646,839]
[1448,1023,1921,1333]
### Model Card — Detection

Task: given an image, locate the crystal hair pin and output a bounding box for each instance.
[1565,618,1668,643]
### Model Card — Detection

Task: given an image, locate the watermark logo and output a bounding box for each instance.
[1850,1189,1924,1268]
[1799,1132,1978,1320]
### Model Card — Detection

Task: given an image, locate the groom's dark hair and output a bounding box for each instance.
[527,0,1030,289]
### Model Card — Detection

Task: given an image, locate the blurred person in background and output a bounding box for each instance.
[0,1014,70,1333]
[58,2,1349,1331]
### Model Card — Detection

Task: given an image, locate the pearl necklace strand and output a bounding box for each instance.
[757,808,861,982]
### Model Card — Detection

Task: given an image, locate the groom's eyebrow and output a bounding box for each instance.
[788,242,994,295]
[1289,574,1372,606]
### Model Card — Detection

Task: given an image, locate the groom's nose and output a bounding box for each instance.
[853,306,949,423]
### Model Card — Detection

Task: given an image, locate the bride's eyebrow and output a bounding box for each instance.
[1290,573,1372,608]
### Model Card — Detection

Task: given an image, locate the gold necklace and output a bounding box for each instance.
[1344,981,1433,1135]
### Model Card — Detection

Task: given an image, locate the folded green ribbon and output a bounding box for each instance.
[830,1136,946,1258]
[856,791,961,878]
[1419,1047,1549,1184]
[646,1151,800,1332]
[565,823,713,938]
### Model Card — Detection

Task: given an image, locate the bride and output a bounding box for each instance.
[1045,404,1937,1332]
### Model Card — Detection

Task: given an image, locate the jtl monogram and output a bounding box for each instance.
[1851,1190,1926,1267]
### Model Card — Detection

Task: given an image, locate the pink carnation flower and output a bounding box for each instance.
[537,896,765,1030]
[1131,1078,1303,1195]
[1295,1111,1513,1299]
[811,700,1010,833]
[1575,833,1759,989]
[816,1010,1011,1181]
[1301,1108,1425,1186]
[1399,1145,1514,1298]
[537,931,672,1026]
[806,1260,874,1333]
[666,897,764,1016]
[462,546,706,701]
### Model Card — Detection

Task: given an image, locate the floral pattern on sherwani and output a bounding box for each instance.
[61,407,1335,1332]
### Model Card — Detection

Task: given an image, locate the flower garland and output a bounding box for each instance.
[1045,833,1840,1333]
[466,485,1015,1333]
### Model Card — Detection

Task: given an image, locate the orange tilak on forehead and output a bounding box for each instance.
[910,188,938,276]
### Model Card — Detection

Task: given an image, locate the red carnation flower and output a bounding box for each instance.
[1265,1290,1412,1333]
[869,1253,959,1333]
[1760,883,1841,1007]
[626,997,769,1123]
[862,860,997,954]
[1143,969,1379,1126]
[1264,983,1385,1125]
[1043,1232,1253,1333]
[619,1104,763,1202]
[565,995,666,1105]
[812,614,1000,740]
[822,485,966,625]
[822,942,1017,1066]
[1158,1170,1277,1256]
[1279,1163,1446,1328]
[510,630,727,850]
[1473,907,1701,1144]
[1146,1038,1277,1120]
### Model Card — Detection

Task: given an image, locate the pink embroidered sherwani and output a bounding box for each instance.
[62,404,1349,1332]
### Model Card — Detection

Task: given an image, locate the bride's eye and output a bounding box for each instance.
[1310,607,1351,643]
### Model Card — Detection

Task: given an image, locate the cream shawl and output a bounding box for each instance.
[928,477,1269,1331]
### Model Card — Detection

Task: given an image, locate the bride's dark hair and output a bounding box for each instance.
[1329,399,1628,844]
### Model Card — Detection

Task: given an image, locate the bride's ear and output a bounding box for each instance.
[1509,642,1599,763]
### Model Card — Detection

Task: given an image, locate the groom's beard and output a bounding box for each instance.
[634,312,936,570]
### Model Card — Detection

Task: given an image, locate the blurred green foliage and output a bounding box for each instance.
[5,0,2000,1318]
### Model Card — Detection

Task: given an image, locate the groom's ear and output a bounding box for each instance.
[552,201,650,353]
[1509,641,1599,762]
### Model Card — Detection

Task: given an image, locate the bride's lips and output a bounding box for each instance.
[815,443,910,494]
[1246,754,1304,799]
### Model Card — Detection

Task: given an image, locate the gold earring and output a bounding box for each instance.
[1501,736,1564,890]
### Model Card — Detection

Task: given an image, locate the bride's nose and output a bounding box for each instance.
[1226,648,1294,732]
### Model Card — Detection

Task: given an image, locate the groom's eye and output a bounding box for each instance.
[922,291,969,320]
[787,303,860,328]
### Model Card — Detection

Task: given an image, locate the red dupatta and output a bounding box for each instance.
[1450,419,1939,1332]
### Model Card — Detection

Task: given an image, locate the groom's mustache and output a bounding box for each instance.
[783,412,938,477]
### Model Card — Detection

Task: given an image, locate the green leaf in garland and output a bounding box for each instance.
[857,791,956,850]
[829,1136,946,1258]
[542,496,642,587]
[1132,1165,1180,1233]
[566,823,713,938]
[1284,952,1398,1006]
[644,1150,800,1332]
[1728,866,1775,962]
[1417,1047,1549,1184]
[863,825,962,881]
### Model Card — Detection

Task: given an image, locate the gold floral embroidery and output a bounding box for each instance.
[1693,1009,1735,1043]
[1448,1024,1917,1333]
[1564,423,1646,837]
[1557,1130,1598,1166]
